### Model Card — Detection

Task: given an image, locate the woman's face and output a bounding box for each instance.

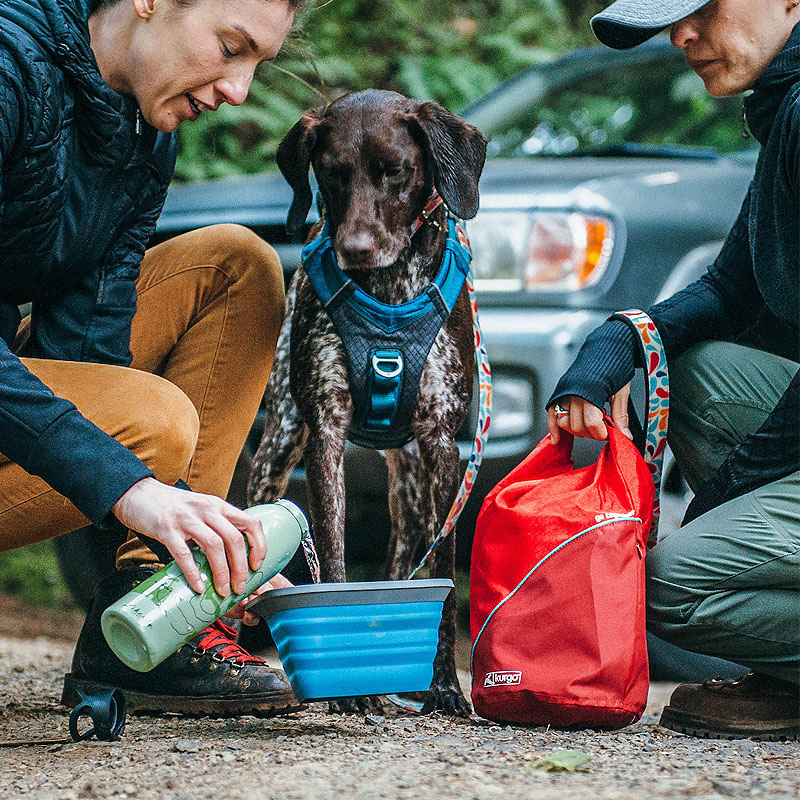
[670,0,799,96]
[122,0,295,131]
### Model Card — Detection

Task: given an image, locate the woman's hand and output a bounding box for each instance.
[225,573,294,627]
[548,383,633,444]
[111,477,267,597]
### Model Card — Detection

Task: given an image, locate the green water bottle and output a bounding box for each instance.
[100,499,308,673]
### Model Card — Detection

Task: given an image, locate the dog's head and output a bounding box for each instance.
[277,89,487,271]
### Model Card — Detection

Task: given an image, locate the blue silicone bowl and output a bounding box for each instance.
[246,580,453,702]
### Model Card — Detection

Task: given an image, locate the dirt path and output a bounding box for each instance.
[0,600,797,800]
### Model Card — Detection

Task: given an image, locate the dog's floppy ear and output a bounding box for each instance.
[276,106,326,236]
[405,102,487,220]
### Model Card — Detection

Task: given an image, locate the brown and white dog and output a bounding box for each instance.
[247,89,486,716]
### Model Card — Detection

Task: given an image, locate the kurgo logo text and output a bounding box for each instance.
[594,510,636,523]
[484,671,522,687]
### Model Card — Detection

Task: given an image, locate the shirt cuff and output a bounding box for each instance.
[26,408,155,527]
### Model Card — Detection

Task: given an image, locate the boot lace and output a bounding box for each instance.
[194,620,265,665]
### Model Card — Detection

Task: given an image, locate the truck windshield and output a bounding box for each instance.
[482,54,754,159]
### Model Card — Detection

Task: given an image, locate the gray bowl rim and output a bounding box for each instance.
[245,578,453,618]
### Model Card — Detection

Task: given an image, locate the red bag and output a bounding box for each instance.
[470,310,668,728]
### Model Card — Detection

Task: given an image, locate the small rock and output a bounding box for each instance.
[173,738,201,753]
[365,714,385,727]
[481,741,519,753]
[710,779,741,796]
[433,735,464,746]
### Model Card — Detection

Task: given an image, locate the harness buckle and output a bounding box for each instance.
[371,352,404,379]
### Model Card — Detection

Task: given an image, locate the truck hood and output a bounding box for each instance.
[476,155,751,207]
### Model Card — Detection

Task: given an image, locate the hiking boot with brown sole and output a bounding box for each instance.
[61,567,302,717]
[659,672,800,741]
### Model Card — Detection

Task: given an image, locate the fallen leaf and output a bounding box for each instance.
[530,749,591,772]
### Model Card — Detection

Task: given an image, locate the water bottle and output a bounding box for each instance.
[101,499,308,673]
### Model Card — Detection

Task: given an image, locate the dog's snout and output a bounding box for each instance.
[339,232,376,264]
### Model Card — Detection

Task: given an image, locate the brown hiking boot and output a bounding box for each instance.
[62,567,302,717]
[659,672,800,741]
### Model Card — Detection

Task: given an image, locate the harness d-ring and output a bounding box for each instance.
[69,687,127,742]
[371,352,403,379]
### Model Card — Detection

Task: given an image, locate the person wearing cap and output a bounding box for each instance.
[547,0,799,740]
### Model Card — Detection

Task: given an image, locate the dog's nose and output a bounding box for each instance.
[339,232,376,264]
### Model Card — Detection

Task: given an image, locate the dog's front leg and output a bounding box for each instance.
[418,436,472,718]
[303,427,347,584]
[303,425,383,715]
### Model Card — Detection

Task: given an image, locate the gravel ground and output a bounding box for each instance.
[0,614,797,800]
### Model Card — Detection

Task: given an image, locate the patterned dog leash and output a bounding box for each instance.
[408,219,492,579]
[610,309,669,546]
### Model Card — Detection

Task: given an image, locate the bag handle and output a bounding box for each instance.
[609,309,669,545]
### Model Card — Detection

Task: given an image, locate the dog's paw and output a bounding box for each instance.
[422,683,472,718]
[327,696,384,715]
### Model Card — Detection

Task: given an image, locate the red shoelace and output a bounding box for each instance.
[195,620,265,665]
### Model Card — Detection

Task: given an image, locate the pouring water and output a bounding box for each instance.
[301,531,321,584]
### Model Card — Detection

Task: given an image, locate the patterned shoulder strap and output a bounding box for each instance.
[610,309,669,546]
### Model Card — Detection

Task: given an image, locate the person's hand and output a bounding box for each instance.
[548,382,634,444]
[111,477,267,597]
[225,573,294,626]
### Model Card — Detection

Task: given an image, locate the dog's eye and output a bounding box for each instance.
[382,165,401,178]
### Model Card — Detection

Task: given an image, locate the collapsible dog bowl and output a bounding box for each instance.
[246,580,453,702]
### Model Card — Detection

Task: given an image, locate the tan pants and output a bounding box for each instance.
[0,224,284,568]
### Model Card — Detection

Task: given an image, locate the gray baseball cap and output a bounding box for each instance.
[591,0,709,50]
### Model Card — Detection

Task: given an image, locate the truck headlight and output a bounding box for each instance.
[468,210,615,292]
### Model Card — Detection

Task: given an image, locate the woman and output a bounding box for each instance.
[0,0,302,715]
[549,0,799,740]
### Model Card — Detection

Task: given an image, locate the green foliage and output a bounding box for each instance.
[0,540,74,609]
[174,0,598,181]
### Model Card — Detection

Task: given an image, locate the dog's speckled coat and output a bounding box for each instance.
[248,90,486,716]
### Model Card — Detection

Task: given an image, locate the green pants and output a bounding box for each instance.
[646,341,800,684]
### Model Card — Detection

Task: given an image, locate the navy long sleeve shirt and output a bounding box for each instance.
[549,24,800,520]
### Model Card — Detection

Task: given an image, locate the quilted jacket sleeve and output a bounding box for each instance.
[0,67,153,527]
[27,177,170,366]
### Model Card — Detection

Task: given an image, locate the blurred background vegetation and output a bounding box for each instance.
[174,0,607,181]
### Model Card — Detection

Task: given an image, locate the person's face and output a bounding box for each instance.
[670,0,798,96]
[127,0,294,132]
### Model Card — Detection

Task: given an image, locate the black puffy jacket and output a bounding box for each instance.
[0,0,177,525]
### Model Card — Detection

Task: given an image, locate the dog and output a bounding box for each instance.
[247,89,486,716]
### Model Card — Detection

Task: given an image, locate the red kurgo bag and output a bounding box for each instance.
[470,310,668,728]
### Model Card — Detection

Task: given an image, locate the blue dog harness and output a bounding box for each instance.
[301,207,472,449]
